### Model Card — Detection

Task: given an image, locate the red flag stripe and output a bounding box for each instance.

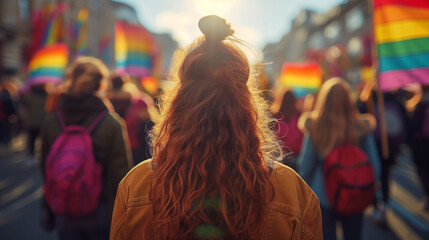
[373,0,429,9]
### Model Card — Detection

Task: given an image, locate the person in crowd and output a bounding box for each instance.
[0,83,16,145]
[122,81,155,165]
[40,56,133,240]
[19,83,49,156]
[107,75,132,119]
[110,15,322,240]
[357,85,410,228]
[0,81,17,145]
[0,78,21,142]
[272,89,303,170]
[410,85,429,211]
[107,75,155,165]
[298,77,380,240]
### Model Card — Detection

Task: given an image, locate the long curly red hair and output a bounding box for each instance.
[148,17,282,240]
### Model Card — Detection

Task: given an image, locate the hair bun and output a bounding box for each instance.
[198,15,234,42]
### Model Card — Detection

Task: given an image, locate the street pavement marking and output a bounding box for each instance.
[0,186,42,220]
[391,181,429,225]
[0,179,13,190]
[0,179,35,205]
[387,208,422,240]
[393,165,421,186]
[0,210,22,226]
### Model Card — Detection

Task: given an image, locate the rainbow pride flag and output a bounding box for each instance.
[26,3,67,62]
[74,8,89,55]
[41,3,67,46]
[115,21,158,77]
[27,43,69,85]
[99,33,112,64]
[281,63,322,97]
[140,76,158,95]
[374,0,429,90]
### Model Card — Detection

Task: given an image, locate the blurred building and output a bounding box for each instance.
[264,0,372,87]
[0,0,115,82]
[0,0,177,85]
[152,33,178,78]
[263,9,323,85]
[72,0,116,67]
[0,0,31,82]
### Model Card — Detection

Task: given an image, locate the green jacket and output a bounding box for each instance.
[40,93,133,227]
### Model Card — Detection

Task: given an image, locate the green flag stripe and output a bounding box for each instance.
[378,37,429,58]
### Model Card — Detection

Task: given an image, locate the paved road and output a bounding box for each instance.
[0,135,428,239]
[0,135,56,240]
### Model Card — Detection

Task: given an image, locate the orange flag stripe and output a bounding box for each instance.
[374,5,429,25]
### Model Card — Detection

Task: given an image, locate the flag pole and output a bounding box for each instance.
[370,0,389,159]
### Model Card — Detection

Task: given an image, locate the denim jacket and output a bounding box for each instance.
[297,114,381,208]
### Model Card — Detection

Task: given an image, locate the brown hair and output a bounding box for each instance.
[310,77,371,156]
[65,56,109,96]
[276,89,299,122]
[148,16,282,239]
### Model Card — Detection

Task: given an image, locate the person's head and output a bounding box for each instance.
[149,15,281,239]
[111,75,124,90]
[311,77,366,155]
[277,88,298,121]
[65,56,109,97]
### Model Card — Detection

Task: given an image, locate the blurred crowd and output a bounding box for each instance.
[1,16,429,240]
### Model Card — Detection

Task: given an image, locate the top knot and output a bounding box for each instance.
[198,15,234,42]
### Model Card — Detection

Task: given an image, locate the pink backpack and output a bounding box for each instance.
[44,111,107,217]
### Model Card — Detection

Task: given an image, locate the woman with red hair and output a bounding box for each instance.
[110,15,322,240]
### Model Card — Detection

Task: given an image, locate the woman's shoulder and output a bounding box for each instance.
[297,111,376,134]
[98,111,127,130]
[119,160,153,200]
[356,113,376,129]
[270,162,319,213]
[297,111,316,133]
[356,113,376,136]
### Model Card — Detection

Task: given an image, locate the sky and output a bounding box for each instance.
[116,0,345,48]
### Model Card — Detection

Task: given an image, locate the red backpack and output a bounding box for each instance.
[44,111,107,217]
[323,142,375,216]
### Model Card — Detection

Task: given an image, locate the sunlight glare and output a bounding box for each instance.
[196,0,236,15]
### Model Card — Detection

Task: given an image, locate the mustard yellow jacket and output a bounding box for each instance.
[110,160,323,240]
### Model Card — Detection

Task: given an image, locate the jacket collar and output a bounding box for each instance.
[58,93,108,113]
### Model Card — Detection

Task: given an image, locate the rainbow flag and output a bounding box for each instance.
[281,63,322,97]
[140,76,158,95]
[27,43,69,85]
[26,4,65,62]
[115,21,158,77]
[74,8,89,55]
[99,33,112,64]
[41,2,67,46]
[374,0,429,90]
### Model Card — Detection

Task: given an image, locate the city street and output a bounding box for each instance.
[0,135,428,240]
[0,135,55,240]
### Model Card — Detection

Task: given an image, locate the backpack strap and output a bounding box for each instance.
[56,110,108,132]
[87,111,109,133]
